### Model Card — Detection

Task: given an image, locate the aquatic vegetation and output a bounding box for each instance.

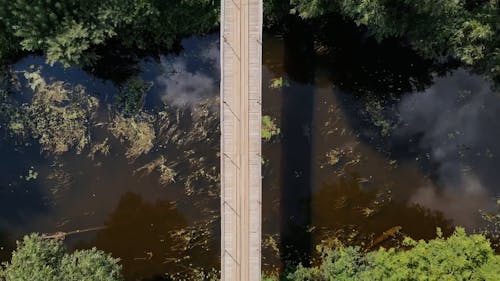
[23,166,38,182]
[170,210,217,253]
[262,234,280,263]
[361,207,375,218]
[46,162,72,197]
[184,166,219,196]
[88,138,111,160]
[262,115,280,141]
[310,176,456,252]
[6,70,99,155]
[363,98,395,137]
[108,98,219,193]
[166,268,219,281]
[0,233,123,281]
[155,100,220,195]
[0,43,222,281]
[108,113,155,161]
[0,75,24,136]
[479,201,500,249]
[115,77,151,117]
[134,156,176,186]
[269,77,290,89]
[159,166,177,186]
[324,146,361,171]
[326,149,342,166]
[26,71,98,154]
[277,228,500,281]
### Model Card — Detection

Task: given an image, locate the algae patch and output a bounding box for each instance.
[135,156,176,186]
[262,115,280,141]
[109,113,155,160]
[9,70,99,154]
[269,77,289,89]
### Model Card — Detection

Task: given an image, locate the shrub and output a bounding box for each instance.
[0,233,123,281]
[278,228,500,281]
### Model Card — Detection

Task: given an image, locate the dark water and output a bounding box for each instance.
[1,22,499,279]
[0,35,220,280]
[262,18,500,273]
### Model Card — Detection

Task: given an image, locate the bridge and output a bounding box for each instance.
[220,0,262,280]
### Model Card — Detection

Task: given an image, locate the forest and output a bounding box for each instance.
[0,1,497,83]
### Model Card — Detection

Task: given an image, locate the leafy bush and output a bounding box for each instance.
[270,228,500,281]
[0,233,123,281]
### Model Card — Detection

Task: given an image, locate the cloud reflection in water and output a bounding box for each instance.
[157,36,219,108]
[395,69,500,226]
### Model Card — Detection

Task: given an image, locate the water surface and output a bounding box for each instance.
[0,34,221,280]
[261,20,500,272]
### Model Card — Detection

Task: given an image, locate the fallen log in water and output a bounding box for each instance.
[42,226,107,240]
[367,226,402,251]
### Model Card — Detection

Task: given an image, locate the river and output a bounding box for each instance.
[0,23,499,279]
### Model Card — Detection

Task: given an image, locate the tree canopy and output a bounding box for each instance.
[0,0,497,84]
[0,0,219,66]
[0,234,123,281]
[266,228,500,281]
[286,0,500,83]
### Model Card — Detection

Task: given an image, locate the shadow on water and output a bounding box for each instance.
[0,140,49,227]
[83,193,180,280]
[279,15,315,270]
[313,16,458,96]
[83,38,185,84]
[79,192,218,281]
[0,229,15,262]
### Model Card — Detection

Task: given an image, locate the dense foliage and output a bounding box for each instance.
[286,0,500,83]
[0,24,18,64]
[0,0,219,66]
[266,228,500,280]
[0,0,497,83]
[0,234,123,281]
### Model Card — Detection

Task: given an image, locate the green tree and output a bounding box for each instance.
[0,0,219,67]
[273,228,500,281]
[289,0,500,83]
[0,0,121,66]
[0,234,123,281]
[116,0,219,51]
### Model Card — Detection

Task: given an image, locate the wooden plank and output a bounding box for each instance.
[221,0,262,280]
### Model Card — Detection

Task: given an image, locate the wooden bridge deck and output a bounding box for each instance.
[220,0,262,280]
